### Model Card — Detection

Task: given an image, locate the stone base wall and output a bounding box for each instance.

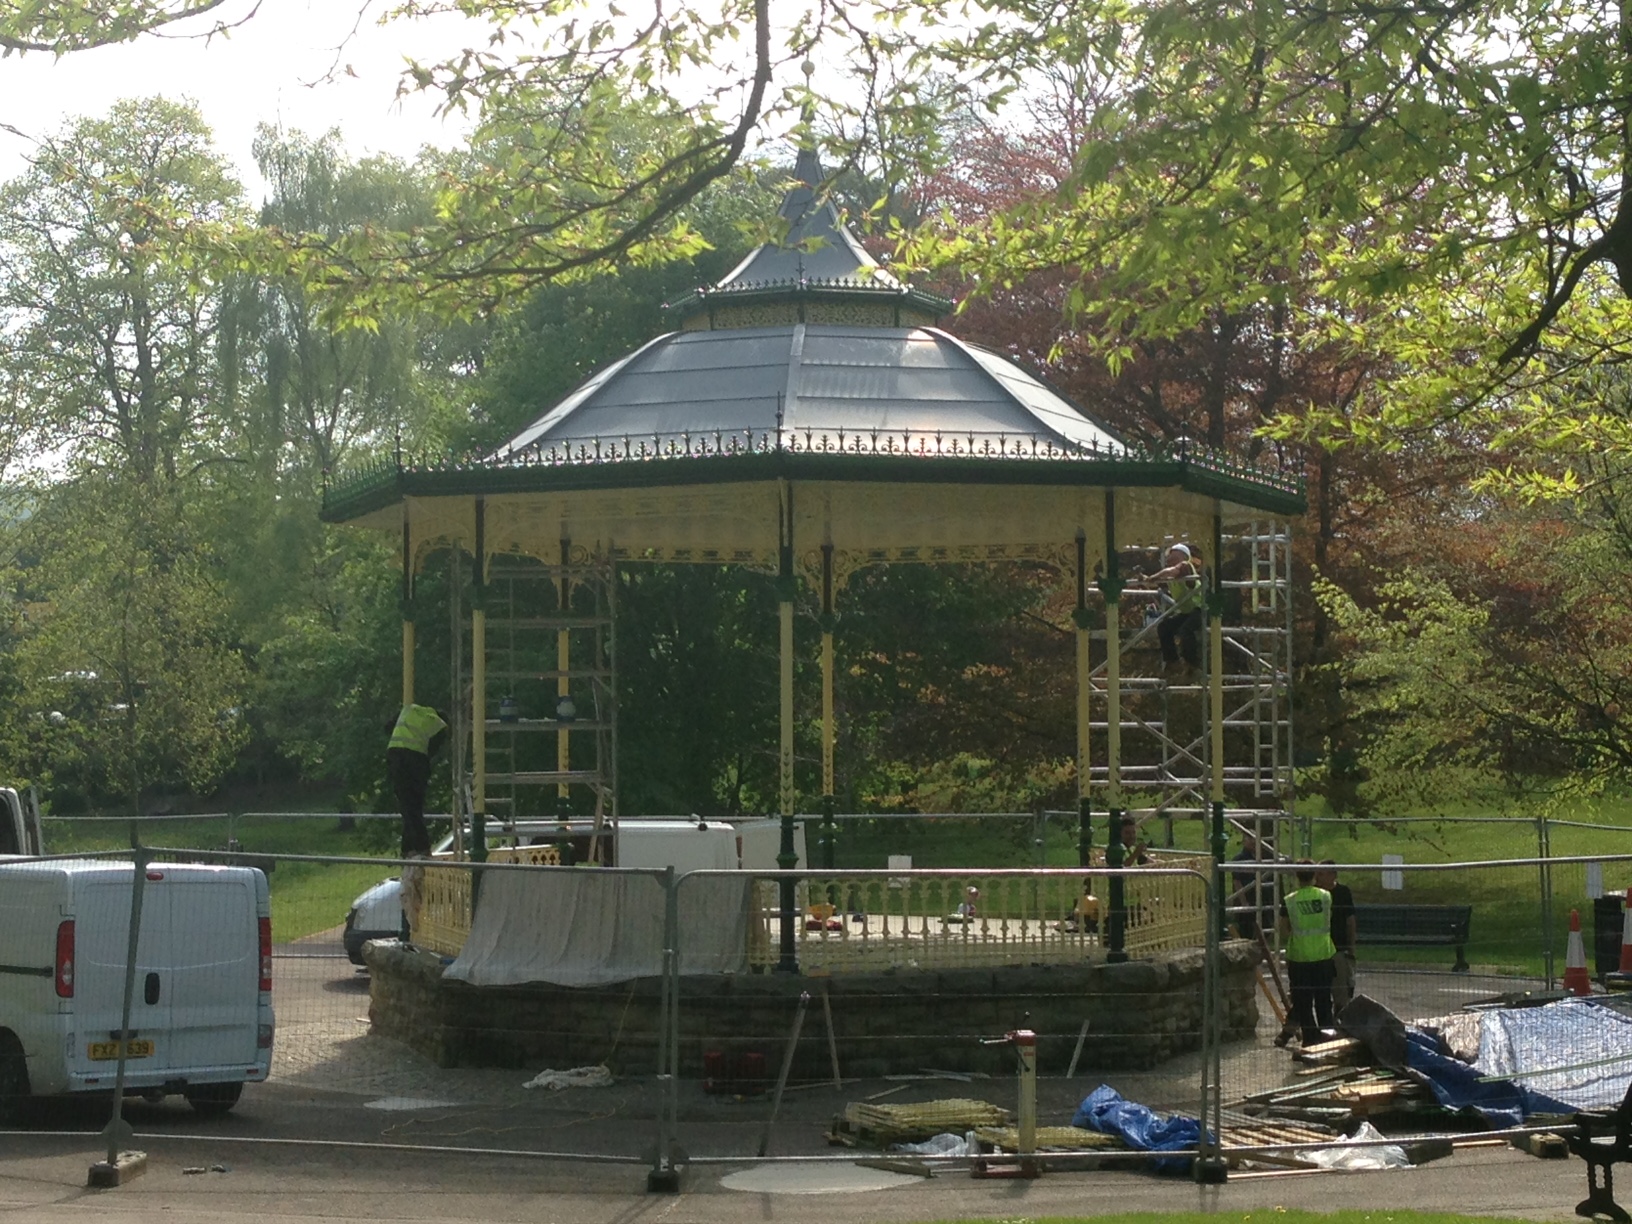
[364,941,1262,1077]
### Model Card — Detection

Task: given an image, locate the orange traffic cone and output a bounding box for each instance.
[1608,891,1632,992]
[1564,908,1593,996]
[1620,890,1632,974]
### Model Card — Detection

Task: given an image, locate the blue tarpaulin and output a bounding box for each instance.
[1405,998,1632,1125]
[1071,1084,1209,1172]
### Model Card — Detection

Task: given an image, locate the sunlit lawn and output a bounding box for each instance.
[35,791,1632,953]
[40,811,399,942]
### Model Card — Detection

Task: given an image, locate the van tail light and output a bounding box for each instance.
[55,920,75,998]
[257,1022,274,1050]
[258,917,272,992]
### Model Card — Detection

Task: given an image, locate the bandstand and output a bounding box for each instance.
[321,148,1307,966]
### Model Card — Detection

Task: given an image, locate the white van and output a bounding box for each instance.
[0,859,274,1120]
[0,786,44,857]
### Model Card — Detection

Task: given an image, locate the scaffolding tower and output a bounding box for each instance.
[451,551,618,859]
[1088,521,1294,845]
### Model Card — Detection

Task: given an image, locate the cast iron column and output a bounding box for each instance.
[401,509,415,706]
[1073,531,1093,868]
[776,482,798,972]
[557,537,572,818]
[470,498,488,863]
[1099,492,1127,962]
[1208,510,1226,935]
[819,543,837,871]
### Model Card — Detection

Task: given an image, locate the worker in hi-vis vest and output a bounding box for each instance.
[1276,860,1337,1048]
[387,703,448,857]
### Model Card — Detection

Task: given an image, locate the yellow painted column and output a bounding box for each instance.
[821,630,834,797]
[775,481,798,971]
[819,542,836,871]
[557,539,572,813]
[1210,513,1226,807]
[400,510,415,706]
[780,599,795,819]
[471,498,488,861]
[1074,532,1092,867]
[1208,508,1227,934]
[1101,491,1128,962]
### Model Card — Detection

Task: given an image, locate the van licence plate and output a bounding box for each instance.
[87,1040,154,1061]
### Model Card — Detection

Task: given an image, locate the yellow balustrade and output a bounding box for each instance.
[750,861,1212,973]
[408,855,1211,973]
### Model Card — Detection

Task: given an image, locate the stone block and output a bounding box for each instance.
[87,1151,146,1188]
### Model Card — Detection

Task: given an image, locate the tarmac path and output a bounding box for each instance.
[0,938,1594,1222]
[0,1131,1591,1223]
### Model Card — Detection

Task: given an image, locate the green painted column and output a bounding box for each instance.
[776,483,799,972]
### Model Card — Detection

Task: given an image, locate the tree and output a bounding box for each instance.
[0,97,245,486]
[228,126,456,482]
[887,0,1632,487]
[0,1,251,53]
[8,478,249,814]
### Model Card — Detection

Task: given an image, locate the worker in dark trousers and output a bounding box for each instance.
[1276,860,1336,1048]
[387,703,447,941]
[387,703,448,855]
[1317,860,1358,1013]
[1144,542,1204,677]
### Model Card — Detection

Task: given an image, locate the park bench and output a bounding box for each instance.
[1353,903,1472,973]
[1568,1080,1632,1222]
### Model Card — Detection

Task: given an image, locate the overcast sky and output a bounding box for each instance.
[0,1,476,199]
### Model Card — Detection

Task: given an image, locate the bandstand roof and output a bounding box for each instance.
[322,150,1305,579]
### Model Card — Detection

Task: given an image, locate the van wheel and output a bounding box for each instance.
[0,1031,30,1123]
[184,1082,243,1118]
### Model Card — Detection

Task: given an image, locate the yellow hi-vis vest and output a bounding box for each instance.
[1285,885,1337,963]
[389,704,446,756]
[1168,559,1203,613]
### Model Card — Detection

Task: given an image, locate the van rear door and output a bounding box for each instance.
[67,866,261,1080]
[69,868,170,1077]
[161,870,259,1070]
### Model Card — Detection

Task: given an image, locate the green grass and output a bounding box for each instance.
[822,796,1632,975]
[270,858,397,941]
[37,794,1632,954]
[40,812,398,942]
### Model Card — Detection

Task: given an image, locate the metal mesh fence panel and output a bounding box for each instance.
[1211,855,1632,1165]
[17,824,1632,1182]
[666,867,1218,1173]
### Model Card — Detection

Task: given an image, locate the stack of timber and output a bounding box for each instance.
[828,1098,1012,1147]
[1231,1063,1436,1126]
[973,1125,1129,1155]
[1217,1108,1343,1169]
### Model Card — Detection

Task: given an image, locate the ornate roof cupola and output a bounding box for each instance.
[666,146,953,331]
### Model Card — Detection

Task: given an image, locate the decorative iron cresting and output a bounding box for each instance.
[325,426,1305,518]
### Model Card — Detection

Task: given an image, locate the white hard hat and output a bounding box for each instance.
[1168,543,1190,558]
